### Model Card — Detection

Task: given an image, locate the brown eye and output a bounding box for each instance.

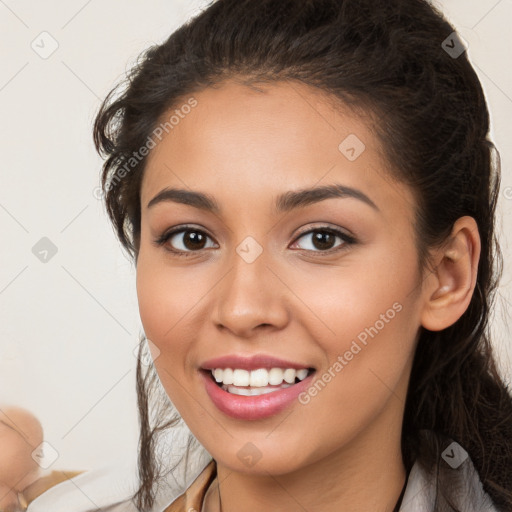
[291,227,356,254]
[310,231,337,250]
[154,226,217,256]
[177,230,208,250]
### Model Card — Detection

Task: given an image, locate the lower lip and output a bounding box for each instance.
[200,370,315,420]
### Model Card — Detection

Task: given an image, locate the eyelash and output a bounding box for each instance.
[153,224,357,258]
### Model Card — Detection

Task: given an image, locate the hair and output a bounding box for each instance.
[93,0,512,510]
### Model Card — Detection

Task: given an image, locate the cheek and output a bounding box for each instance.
[136,254,195,344]
[291,244,419,341]
[136,263,190,407]
[135,252,212,378]
[290,247,420,398]
[136,264,170,343]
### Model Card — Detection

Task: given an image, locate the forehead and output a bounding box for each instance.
[140,80,414,219]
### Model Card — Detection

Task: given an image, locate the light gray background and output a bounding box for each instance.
[1,0,511,472]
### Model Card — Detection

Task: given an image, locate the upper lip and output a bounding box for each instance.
[200,354,314,371]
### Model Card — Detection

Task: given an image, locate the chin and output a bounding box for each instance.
[213,447,308,476]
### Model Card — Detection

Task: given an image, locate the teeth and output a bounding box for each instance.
[296,369,309,380]
[222,368,233,385]
[283,368,296,384]
[224,383,293,396]
[250,368,268,387]
[233,369,250,386]
[210,367,311,387]
[268,368,283,385]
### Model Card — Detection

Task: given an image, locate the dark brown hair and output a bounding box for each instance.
[93,0,512,510]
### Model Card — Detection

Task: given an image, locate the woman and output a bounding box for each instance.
[92,0,512,510]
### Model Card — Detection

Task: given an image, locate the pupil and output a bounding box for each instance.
[184,231,205,250]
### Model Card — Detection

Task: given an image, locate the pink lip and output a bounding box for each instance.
[200,354,314,371]
[200,369,315,420]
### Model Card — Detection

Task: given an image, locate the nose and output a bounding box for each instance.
[212,243,290,338]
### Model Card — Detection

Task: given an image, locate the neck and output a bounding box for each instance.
[205,400,408,512]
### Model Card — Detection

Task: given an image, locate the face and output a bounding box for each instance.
[136,80,426,475]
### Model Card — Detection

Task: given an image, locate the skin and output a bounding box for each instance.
[135,80,480,512]
[0,405,43,511]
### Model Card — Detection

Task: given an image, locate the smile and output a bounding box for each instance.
[200,367,316,420]
[212,367,311,388]
[210,367,313,396]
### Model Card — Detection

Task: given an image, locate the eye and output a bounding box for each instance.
[154,224,356,257]
[290,226,356,254]
[153,225,217,256]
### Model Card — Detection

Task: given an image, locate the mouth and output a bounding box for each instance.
[199,365,317,420]
[200,367,316,396]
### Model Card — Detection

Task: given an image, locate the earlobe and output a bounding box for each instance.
[420,216,481,332]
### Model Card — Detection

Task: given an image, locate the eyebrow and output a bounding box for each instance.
[147,184,379,213]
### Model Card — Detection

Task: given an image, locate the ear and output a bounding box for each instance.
[420,216,481,332]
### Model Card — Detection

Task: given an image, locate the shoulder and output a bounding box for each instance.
[163,460,216,512]
[400,429,501,512]
[23,471,85,506]
[25,462,140,512]
[25,450,214,512]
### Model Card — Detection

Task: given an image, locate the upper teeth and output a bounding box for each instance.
[211,368,309,387]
